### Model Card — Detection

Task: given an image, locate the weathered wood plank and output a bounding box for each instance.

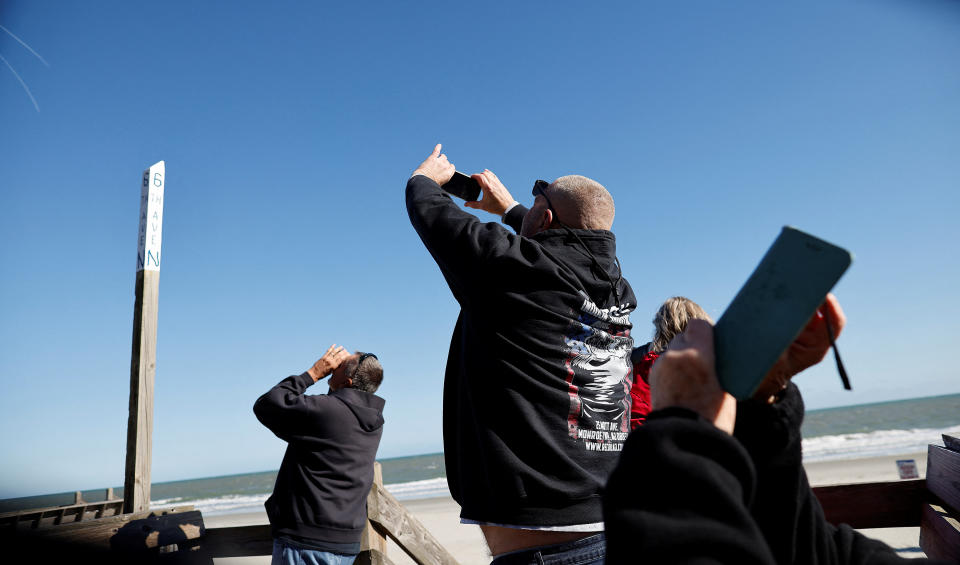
[109,510,204,552]
[124,269,159,514]
[919,503,960,563]
[0,507,200,560]
[199,525,273,557]
[927,444,960,515]
[199,526,398,562]
[35,507,189,530]
[356,548,398,565]
[367,483,459,565]
[0,500,125,529]
[361,462,388,555]
[943,434,960,454]
[812,479,926,528]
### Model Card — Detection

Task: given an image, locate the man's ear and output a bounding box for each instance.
[530,208,552,235]
[345,377,353,389]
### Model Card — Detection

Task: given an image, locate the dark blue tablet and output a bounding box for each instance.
[714,226,853,399]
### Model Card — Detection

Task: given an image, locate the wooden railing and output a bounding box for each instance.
[199,463,459,565]
[0,489,124,529]
[4,439,959,562]
[0,505,202,561]
[919,437,960,561]
[808,434,960,562]
[0,463,456,564]
[813,479,927,528]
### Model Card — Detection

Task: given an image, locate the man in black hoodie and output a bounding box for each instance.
[254,344,385,565]
[407,145,635,564]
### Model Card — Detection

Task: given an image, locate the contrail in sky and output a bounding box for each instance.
[0,53,40,112]
[0,24,49,66]
[1,23,48,112]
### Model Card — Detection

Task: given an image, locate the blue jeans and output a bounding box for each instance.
[272,538,357,565]
[490,533,605,565]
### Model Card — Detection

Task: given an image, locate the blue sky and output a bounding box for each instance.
[1,1,958,498]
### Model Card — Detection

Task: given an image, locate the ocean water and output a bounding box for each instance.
[3,394,957,516]
[801,392,960,462]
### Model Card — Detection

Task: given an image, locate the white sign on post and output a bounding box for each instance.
[137,161,165,272]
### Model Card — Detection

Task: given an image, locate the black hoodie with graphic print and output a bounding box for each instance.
[254,373,385,544]
[406,174,637,528]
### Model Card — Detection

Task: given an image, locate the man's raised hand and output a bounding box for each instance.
[411,144,456,186]
[464,169,517,216]
[752,293,846,402]
[308,344,350,383]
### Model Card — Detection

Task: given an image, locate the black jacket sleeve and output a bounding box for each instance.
[253,372,328,443]
[604,407,777,564]
[406,175,522,302]
[734,384,940,565]
[503,203,528,234]
[604,396,943,564]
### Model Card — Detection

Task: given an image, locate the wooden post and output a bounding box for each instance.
[920,435,960,561]
[365,480,460,565]
[123,161,165,514]
[361,463,388,555]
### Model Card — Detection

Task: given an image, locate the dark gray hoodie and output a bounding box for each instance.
[254,373,385,544]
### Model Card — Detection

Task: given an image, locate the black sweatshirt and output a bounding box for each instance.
[604,384,948,564]
[406,174,637,527]
[254,373,385,544]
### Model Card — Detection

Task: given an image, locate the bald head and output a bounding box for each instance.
[548,175,615,230]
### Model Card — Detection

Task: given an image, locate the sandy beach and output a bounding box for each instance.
[805,451,926,486]
[204,451,930,563]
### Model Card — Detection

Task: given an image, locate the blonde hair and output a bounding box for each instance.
[651,296,713,353]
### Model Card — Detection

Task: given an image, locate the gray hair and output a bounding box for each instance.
[651,297,713,353]
[350,352,383,393]
[548,175,615,230]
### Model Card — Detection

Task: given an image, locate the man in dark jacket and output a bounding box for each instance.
[407,144,636,564]
[604,296,948,564]
[254,344,385,565]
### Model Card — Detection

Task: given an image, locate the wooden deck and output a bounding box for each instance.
[3,438,959,563]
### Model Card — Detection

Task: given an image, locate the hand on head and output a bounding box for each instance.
[308,344,351,383]
[464,169,517,216]
[411,144,456,186]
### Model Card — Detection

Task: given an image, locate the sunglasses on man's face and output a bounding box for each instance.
[532,180,559,220]
[532,180,549,199]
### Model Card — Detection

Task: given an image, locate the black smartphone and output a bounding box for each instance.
[714,226,853,399]
[441,172,481,201]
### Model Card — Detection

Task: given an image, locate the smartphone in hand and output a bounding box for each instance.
[442,172,481,201]
[714,226,853,399]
